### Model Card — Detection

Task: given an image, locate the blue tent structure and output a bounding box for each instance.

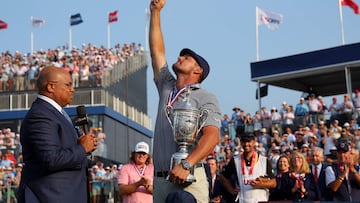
[250,42,360,97]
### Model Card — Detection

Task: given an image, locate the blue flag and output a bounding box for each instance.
[70,13,83,26]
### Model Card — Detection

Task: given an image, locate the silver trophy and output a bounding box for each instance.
[166,87,208,183]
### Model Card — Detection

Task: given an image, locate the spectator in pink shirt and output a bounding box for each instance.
[118,141,153,203]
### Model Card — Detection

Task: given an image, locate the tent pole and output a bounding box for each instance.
[257,81,261,112]
[345,66,352,95]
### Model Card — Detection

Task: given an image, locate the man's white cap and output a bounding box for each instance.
[135,141,149,154]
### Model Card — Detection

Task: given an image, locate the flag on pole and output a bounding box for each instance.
[341,0,360,14]
[70,13,83,26]
[256,7,283,30]
[108,10,118,23]
[0,20,8,30]
[32,17,45,28]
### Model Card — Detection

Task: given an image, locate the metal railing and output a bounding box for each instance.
[0,180,120,203]
[0,184,18,203]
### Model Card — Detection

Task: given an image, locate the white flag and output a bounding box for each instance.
[256,7,283,30]
[32,17,45,28]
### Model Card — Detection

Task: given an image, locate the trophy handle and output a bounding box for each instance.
[165,107,174,129]
[197,109,209,135]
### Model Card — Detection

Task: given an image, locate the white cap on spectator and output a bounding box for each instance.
[135,141,149,154]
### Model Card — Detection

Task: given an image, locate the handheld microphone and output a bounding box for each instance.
[75,105,89,134]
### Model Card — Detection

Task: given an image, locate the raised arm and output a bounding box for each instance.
[149,0,166,80]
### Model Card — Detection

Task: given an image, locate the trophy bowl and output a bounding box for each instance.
[173,107,200,145]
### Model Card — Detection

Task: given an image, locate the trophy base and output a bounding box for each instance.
[166,174,196,185]
[184,174,196,183]
[168,152,197,184]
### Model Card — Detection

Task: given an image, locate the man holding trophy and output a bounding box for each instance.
[149,0,221,202]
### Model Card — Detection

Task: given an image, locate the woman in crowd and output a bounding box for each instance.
[118,141,153,203]
[282,105,295,132]
[269,155,291,200]
[277,151,318,201]
[244,113,254,133]
[252,111,262,132]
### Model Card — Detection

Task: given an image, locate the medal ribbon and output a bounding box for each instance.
[134,164,146,177]
[241,151,258,175]
[166,86,187,110]
[166,84,200,110]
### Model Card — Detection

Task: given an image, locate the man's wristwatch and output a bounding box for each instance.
[181,159,191,170]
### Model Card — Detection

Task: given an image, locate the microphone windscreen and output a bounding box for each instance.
[76,105,87,118]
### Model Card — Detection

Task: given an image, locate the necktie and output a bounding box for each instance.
[314,166,318,183]
[61,109,73,124]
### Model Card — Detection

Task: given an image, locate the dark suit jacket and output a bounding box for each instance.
[18,98,89,203]
[311,163,332,201]
[209,174,226,203]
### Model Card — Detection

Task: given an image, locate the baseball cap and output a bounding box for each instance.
[206,155,216,161]
[336,138,350,152]
[302,144,309,148]
[16,163,23,168]
[135,141,149,154]
[180,48,210,82]
[240,133,256,142]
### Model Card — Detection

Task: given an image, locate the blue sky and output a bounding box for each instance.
[1,0,360,129]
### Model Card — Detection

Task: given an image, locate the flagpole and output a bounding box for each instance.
[31,16,34,55]
[107,12,111,49]
[255,7,261,112]
[255,6,260,61]
[69,15,72,51]
[145,8,149,52]
[339,0,345,45]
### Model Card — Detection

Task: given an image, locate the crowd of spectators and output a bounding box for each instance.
[0,128,23,202]
[0,42,145,92]
[217,92,360,172]
[210,92,360,202]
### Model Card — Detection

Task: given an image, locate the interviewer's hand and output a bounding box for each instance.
[78,133,97,153]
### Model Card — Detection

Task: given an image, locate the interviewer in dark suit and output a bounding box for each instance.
[18,66,98,203]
